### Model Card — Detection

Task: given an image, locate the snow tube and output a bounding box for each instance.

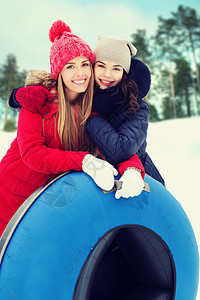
[0,172,199,300]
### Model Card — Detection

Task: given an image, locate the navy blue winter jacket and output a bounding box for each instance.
[85,58,165,186]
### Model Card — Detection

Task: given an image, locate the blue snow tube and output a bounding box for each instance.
[0,172,199,300]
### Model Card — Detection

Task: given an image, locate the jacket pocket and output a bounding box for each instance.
[0,173,38,197]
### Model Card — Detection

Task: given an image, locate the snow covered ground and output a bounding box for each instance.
[147,117,200,299]
[0,116,200,297]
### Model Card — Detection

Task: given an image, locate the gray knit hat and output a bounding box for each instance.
[94,34,137,73]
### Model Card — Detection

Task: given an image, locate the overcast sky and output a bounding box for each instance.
[1,0,199,73]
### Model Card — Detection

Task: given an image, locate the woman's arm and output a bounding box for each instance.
[17,108,88,174]
[17,108,118,191]
[9,88,22,109]
[117,154,145,179]
[85,100,149,165]
[9,86,54,114]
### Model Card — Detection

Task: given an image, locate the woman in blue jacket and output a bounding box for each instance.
[85,34,165,187]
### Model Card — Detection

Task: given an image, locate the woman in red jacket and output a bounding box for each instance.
[1,20,139,237]
[0,20,145,238]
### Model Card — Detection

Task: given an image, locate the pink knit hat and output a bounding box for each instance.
[49,20,95,80]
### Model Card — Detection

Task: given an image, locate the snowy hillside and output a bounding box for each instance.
[0,117,200,297]
[147,117,200,299]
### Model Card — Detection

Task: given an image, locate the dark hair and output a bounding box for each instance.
[114,71,139,114]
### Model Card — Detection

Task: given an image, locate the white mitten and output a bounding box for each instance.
[115,168,144,199]
[82,154,118,191]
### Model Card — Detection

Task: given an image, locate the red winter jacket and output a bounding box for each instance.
[0,102,88,237]
[0,101,144,237]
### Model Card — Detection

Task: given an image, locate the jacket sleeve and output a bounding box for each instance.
[9,88,22,109]
[17,108,88,174]
[85,100,149,165]
[117,154,145,179]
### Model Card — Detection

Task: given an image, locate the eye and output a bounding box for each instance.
[113,67,121,71]
[66,65,74,69]
[96,63,105,68]
[82,62,90,67]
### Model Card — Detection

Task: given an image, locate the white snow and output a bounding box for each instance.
[0,131,17,159]
[0,117,200,296]
[147,117,200,299]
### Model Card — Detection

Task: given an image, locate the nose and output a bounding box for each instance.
[103,68,111,78]
[75,66,84,76]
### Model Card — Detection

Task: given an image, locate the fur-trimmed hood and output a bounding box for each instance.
[25,70,56,88]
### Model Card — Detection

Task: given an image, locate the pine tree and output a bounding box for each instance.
[174,57,193,117]
[0,54,27,129]
[154,17,178,118]
[131,29,151,64]
[158,69,174,119]
[149,103,160,122]
[172,5,200,95]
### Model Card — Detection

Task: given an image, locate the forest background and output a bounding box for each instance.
[0,1,200,130]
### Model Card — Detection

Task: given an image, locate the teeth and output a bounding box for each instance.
[73,80,85,84]
[101,80,112,84]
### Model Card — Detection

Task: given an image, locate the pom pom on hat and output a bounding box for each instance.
[49,20,71,43]
[49,20,95,80]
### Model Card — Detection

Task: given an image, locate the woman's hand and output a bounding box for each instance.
[82,154,118,191]
[115,168,144,199]
[16,86,54,114]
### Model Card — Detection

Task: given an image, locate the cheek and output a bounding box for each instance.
[61,69,71,84]
[115,73,123,83]
[62,75,70,87]
[94,73,98,82]
[86,68,92,79]
[94,70,102,83]
[94,67,100,79]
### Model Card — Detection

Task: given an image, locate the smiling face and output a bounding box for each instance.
[61,56,92,101]
[94,60,124,90]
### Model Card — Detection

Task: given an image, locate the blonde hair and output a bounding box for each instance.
[57,65,96,153]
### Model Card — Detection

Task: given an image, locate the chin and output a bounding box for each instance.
[99,84,108,90]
